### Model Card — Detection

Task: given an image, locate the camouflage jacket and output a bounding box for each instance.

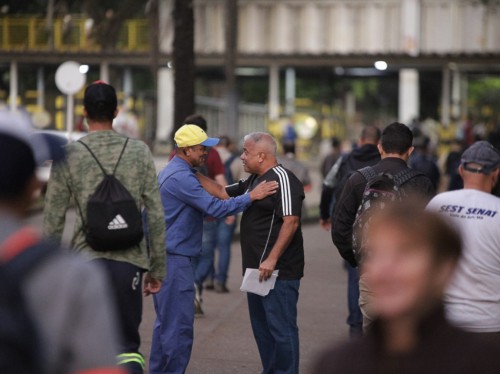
[43,130,166,281]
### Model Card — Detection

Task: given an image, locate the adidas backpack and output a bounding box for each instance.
[0,234,56,374]
[352,166,422,264]
[76,139,144,252]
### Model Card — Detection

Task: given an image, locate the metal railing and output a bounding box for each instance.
[0,16,150,52]
[195,96,268,140]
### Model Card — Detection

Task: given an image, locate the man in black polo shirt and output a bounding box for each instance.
[199,132,304,374]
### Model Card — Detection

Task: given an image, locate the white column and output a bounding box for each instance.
[461,73,468,122]
[401,0,421,56]
[36,67,45,109]
[156,67,174,141]
[398,69,419,124]
[100,61,110,83]
[9,61,18,112]
[441,66,451,125]
[268,65,280,120]
[285,67,295,117]
[123,67,133,109]
[451,67,461,120]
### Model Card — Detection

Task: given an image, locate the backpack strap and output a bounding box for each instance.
[78,138,129,176]
[357,166,378,182]
[113,138,129,175]
[77,140,108,176]
[393,168,423,187]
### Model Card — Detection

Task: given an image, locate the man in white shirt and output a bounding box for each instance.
[427,141,500,337]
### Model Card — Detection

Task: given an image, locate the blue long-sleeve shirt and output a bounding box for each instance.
[158,156,251,257]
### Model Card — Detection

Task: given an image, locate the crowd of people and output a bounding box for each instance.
[2,79,500,374]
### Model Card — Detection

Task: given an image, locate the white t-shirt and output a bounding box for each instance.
[427,189,500,332]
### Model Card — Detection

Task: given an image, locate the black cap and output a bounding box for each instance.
[83,80,117,120]
[461,141,500,174]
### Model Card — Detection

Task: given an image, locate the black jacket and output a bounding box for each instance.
[312,306,500,374]
[319,144,380,220]
[332,157,435,266]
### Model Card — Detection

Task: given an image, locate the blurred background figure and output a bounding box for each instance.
[313,205,500,373]
[210,135,239,293]
[445,139,465,191]
[278,141,311,191]
[320,137,341,179]
[409,136,440,193]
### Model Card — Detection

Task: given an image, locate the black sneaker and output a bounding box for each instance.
[204,278,215,291]
[214,281,229,293]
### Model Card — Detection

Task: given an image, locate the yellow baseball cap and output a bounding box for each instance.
[174,124,220,148]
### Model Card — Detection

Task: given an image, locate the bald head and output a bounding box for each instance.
[360,126,381,145]
[244,132,278,156]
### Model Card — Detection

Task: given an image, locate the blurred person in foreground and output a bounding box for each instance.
[151,125,278,374]
[427,141,500,339]
[313,205,500,373]
[0,111,125,374]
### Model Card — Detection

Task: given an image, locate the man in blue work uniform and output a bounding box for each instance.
[150,125,278,374]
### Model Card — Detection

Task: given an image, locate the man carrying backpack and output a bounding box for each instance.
[332,122,434,329]
[0,111,125,374]
[44,81,166,374]
[319,126,381,338]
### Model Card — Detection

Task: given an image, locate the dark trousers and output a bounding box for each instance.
[93,259,145,374]
[247,280,300,374]
[346,263,363,338]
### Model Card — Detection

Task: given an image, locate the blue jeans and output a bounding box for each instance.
[214,218,236,284]
[192,220,217,291]
[150,255,195,374]
[346,263,363,338]
[247,279,300,374]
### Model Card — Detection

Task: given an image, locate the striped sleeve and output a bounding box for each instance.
[273,166,304,217]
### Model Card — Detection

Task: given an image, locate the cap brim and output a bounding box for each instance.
[200,137,220,147]
[30,133,67,165]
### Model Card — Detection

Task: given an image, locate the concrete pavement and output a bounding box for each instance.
[139,222,349,373]
[28,210,350,373]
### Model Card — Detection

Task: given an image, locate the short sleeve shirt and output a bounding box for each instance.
[226,165,305,279]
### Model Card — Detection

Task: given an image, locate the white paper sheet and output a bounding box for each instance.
[240,268,279,296]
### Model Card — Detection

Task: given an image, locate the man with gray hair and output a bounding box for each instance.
[201,132,305,374]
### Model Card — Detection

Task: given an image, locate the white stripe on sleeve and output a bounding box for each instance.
[273,166,292,216]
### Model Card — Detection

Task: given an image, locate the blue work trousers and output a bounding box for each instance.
[150,255,195,374]
[247,279,300,374]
